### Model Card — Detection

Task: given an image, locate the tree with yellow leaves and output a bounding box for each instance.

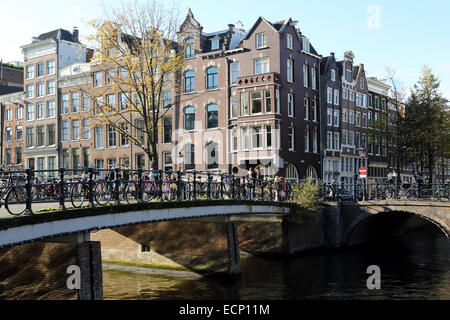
[85,0,184,170]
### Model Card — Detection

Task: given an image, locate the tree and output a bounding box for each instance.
[404,66,449,184]
[368,68,410,183]
[85,0,184,170]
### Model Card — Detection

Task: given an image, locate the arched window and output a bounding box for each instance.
[184,106,195,131]
[206,142,218,169]
[286,164,299,181]
[185,71,195,93]
[185,38,194,58]
[306,165,318,182]
[206,67,218,90]
[206,104,218,129]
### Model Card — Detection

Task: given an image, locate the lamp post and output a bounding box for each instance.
[358,146,368,201]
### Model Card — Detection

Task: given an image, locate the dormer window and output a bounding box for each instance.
[331,69,336,82]
[185,38,194,58]
[211,38,219,50]
[360,78,364,89]
[302,37,310,52]
[256,33,267,49]
[286,33,293,50]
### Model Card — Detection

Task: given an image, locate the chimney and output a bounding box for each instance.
[73,27,79,42]
[330,52,335,58]
[228,24,235,32]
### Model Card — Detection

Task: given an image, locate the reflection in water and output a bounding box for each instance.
[103,229,450,300]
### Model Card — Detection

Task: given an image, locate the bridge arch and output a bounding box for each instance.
[345,209,450,247]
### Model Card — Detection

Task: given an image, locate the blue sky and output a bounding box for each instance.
[1,0,449,98]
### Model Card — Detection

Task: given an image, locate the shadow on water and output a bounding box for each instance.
[102,226,450,300]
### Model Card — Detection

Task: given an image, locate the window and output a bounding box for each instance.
[304,129,309,152]
[207,104,218,128]
[287,33,293,50]
[26,84,34,99]
[356,132,361,148]
[184,70,195,93]
[26,104,34,121]
[232,129,238,151]
[16,148,22,165]
[312,100,317,122]
[184,144,195,170]
[334,110,339,127]
[240,92,248,115]
[254,58,269,74]
[163,91,172,109]
[26,127,34,148]
[47,80,55,95]
[72,149,81,169]
[327,132,332,150]
[343,88,348,100]
[342,130,348,145]
[26,65,34,79]
[334,89,339,105]
[47,100,55,118]
[72,120,80,141]
[5,127,12,142]
[349,110,355,124]
[342,108,348,122]
[311,67,317,90]
[62,93,69,114]
[368,94,373,108]
[302,37,310,52]
[36,62,44,77]
[346,70,352,82]
[184,106,195,130]
[36,102,44,119]
[47,124,56,146]
[72,92,80,112]
[82,93,90,111]
[363,113,368,128]
[82,148,90,168]
[163,152,172,171]
[163,117,172,143]
[287,93,294,117]
[303,64,308,87]
[349,90,354,101]
[16,126,22,141]
[16,106,23,120]
[327,87,332,104]
[94,72,103,87]
[211,38,219,50]
[349,131,354,146]
[250,91,262,114]
[185,38,194,58]
[61,120,69,142]
[287,59,293,83]
[382,99,387,111]
[334,133,340,151]
[266,125,272,148]
[82,120,90,140]
[241,127,249,150]
[313,130,318,153]
[356,112,361,127]
[331,69,336,82]
[107,125,116,147]
[206,67,218,90]
[264,90,271,113]
[231,63,239,85]
[304,98,309,120]
[106,94,116,109]
[286,164,299,180]
[6,108,12,121]
[256,33,267,49]
[288,127,295,151]
[106,70,116,85]
[251,126,263,149]
[37,82,44,97]
[47,60,55,75]
[327,109,333,126]
[135,119,144,145]
[360,78,364,89]
[36,126,45,147]
[120,123,129,146]
[230,97,238,118]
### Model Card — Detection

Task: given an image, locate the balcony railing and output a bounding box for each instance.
[236,72,280,87]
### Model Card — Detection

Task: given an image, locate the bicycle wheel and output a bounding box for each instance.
[71,182,86,208]
[95,182,112,206]
[5,186,27,216]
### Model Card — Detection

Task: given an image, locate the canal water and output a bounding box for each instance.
[102,228,450,300]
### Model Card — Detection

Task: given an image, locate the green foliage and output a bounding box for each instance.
[290,179,322,212]
[0,62,23,70]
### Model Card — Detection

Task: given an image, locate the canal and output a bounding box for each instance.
[102,227,450,300]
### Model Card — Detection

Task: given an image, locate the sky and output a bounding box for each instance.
[1,0,449,99]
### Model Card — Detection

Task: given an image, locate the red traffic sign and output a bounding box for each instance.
[359,167,367,175]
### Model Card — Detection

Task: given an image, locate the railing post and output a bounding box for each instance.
[137,168,144,203]
[375,180,379,201]
[88,168,95,208]
[193,171,197,201]
[24,168,33,215]
[177,171,182,201]
[220,174,224,200]
[207,172,212,200]
[58,168,66,211]
[394,179,399,200]
[159,171,164,202]
[114,168,121,206]
[231,175,235,200]
[269,179,273,202]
